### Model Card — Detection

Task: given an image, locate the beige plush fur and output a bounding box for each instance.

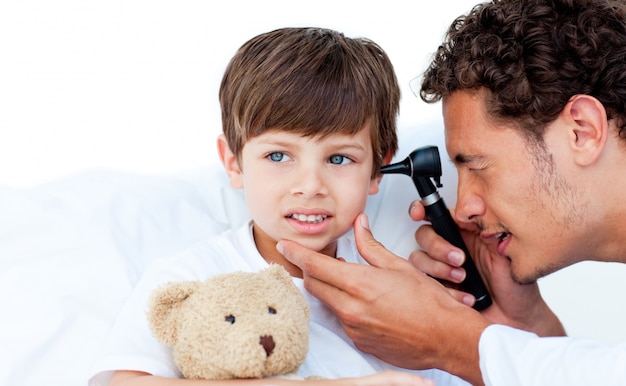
[148,264,311,380]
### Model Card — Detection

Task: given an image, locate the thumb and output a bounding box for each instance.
[353,213,405,269]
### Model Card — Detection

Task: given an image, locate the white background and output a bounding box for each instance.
[2,0,626,345]
[0,0,478,188]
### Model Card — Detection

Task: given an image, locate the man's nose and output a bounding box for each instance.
[455,177,485,223]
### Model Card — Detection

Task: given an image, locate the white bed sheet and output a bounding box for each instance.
[0,166,248,386]
[3,127,626,386]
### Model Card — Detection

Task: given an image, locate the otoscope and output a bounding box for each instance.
[380,146,492,311]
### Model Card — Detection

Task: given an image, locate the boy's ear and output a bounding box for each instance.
[563,94,608,166]
[368,152,393,195]
[217,134,243,189]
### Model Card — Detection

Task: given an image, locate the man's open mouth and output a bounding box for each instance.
[496,232,511,242]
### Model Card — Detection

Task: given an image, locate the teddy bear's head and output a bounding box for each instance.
[148,264,311,380]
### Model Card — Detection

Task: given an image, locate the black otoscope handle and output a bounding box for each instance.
[424,195,492,311]
[379,145,492,310]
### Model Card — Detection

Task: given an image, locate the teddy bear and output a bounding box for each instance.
[147,264,312,380]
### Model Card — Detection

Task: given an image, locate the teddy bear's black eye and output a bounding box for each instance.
[225,314,236,324]
[268,307,277,315]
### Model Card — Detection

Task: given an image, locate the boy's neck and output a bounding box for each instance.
[251,222,337,278]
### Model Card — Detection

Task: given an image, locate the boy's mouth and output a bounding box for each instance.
[288,213,328,224]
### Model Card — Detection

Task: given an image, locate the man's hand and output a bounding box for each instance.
[408,200,566,337]
[278,213,489,385]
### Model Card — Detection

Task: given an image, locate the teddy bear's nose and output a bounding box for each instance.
[259,335,275,357]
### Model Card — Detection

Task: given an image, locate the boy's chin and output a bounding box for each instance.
[289,237,338,257]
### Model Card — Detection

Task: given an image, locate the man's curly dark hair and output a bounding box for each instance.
[420,0,626,140]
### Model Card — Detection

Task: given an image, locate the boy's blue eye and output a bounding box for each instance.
[329,155,351,165]
[268,152,291,162]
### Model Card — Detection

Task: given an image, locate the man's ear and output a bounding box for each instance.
[368,152,393,195]
[216,134,243,189]
[563,94,608,166]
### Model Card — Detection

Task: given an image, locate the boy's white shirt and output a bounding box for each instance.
[88,221,468,386]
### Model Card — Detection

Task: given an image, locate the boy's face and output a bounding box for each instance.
[221,124,382,262]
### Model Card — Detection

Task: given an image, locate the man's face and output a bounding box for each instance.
[443,90,585,284]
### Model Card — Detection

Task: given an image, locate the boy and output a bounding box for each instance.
[89,27,464,385]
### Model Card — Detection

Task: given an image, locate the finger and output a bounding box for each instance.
[352,213,410,270]
[408,200,427,222]
[406,250,475,307]
[279,246,376,321]
[446,287,477,307]
[277,239,370,296]
[301,270,363,317]
[414,223,466,268]
[277,239,339,280]
[408,249,467,284]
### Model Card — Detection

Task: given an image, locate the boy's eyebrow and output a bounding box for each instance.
[257,137,369,152]
[330,141,368,151]
[255,138,292,147]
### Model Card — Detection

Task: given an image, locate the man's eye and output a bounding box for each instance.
[468,165,486,172]
[268,152,291,162]
[329,155,351,165]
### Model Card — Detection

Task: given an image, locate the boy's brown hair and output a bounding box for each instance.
[219,27,400,177]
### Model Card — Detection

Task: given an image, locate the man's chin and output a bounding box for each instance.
[510,262,540,285]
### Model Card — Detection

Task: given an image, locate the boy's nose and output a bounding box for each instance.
[290,167,328,198]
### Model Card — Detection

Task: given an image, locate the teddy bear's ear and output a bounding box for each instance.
[147,281,200,346]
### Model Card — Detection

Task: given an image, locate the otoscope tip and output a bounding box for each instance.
[379,157,412,176]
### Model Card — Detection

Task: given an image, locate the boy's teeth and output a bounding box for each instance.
[291,214,327,223]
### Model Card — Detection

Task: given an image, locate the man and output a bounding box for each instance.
[277,0,626,385]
